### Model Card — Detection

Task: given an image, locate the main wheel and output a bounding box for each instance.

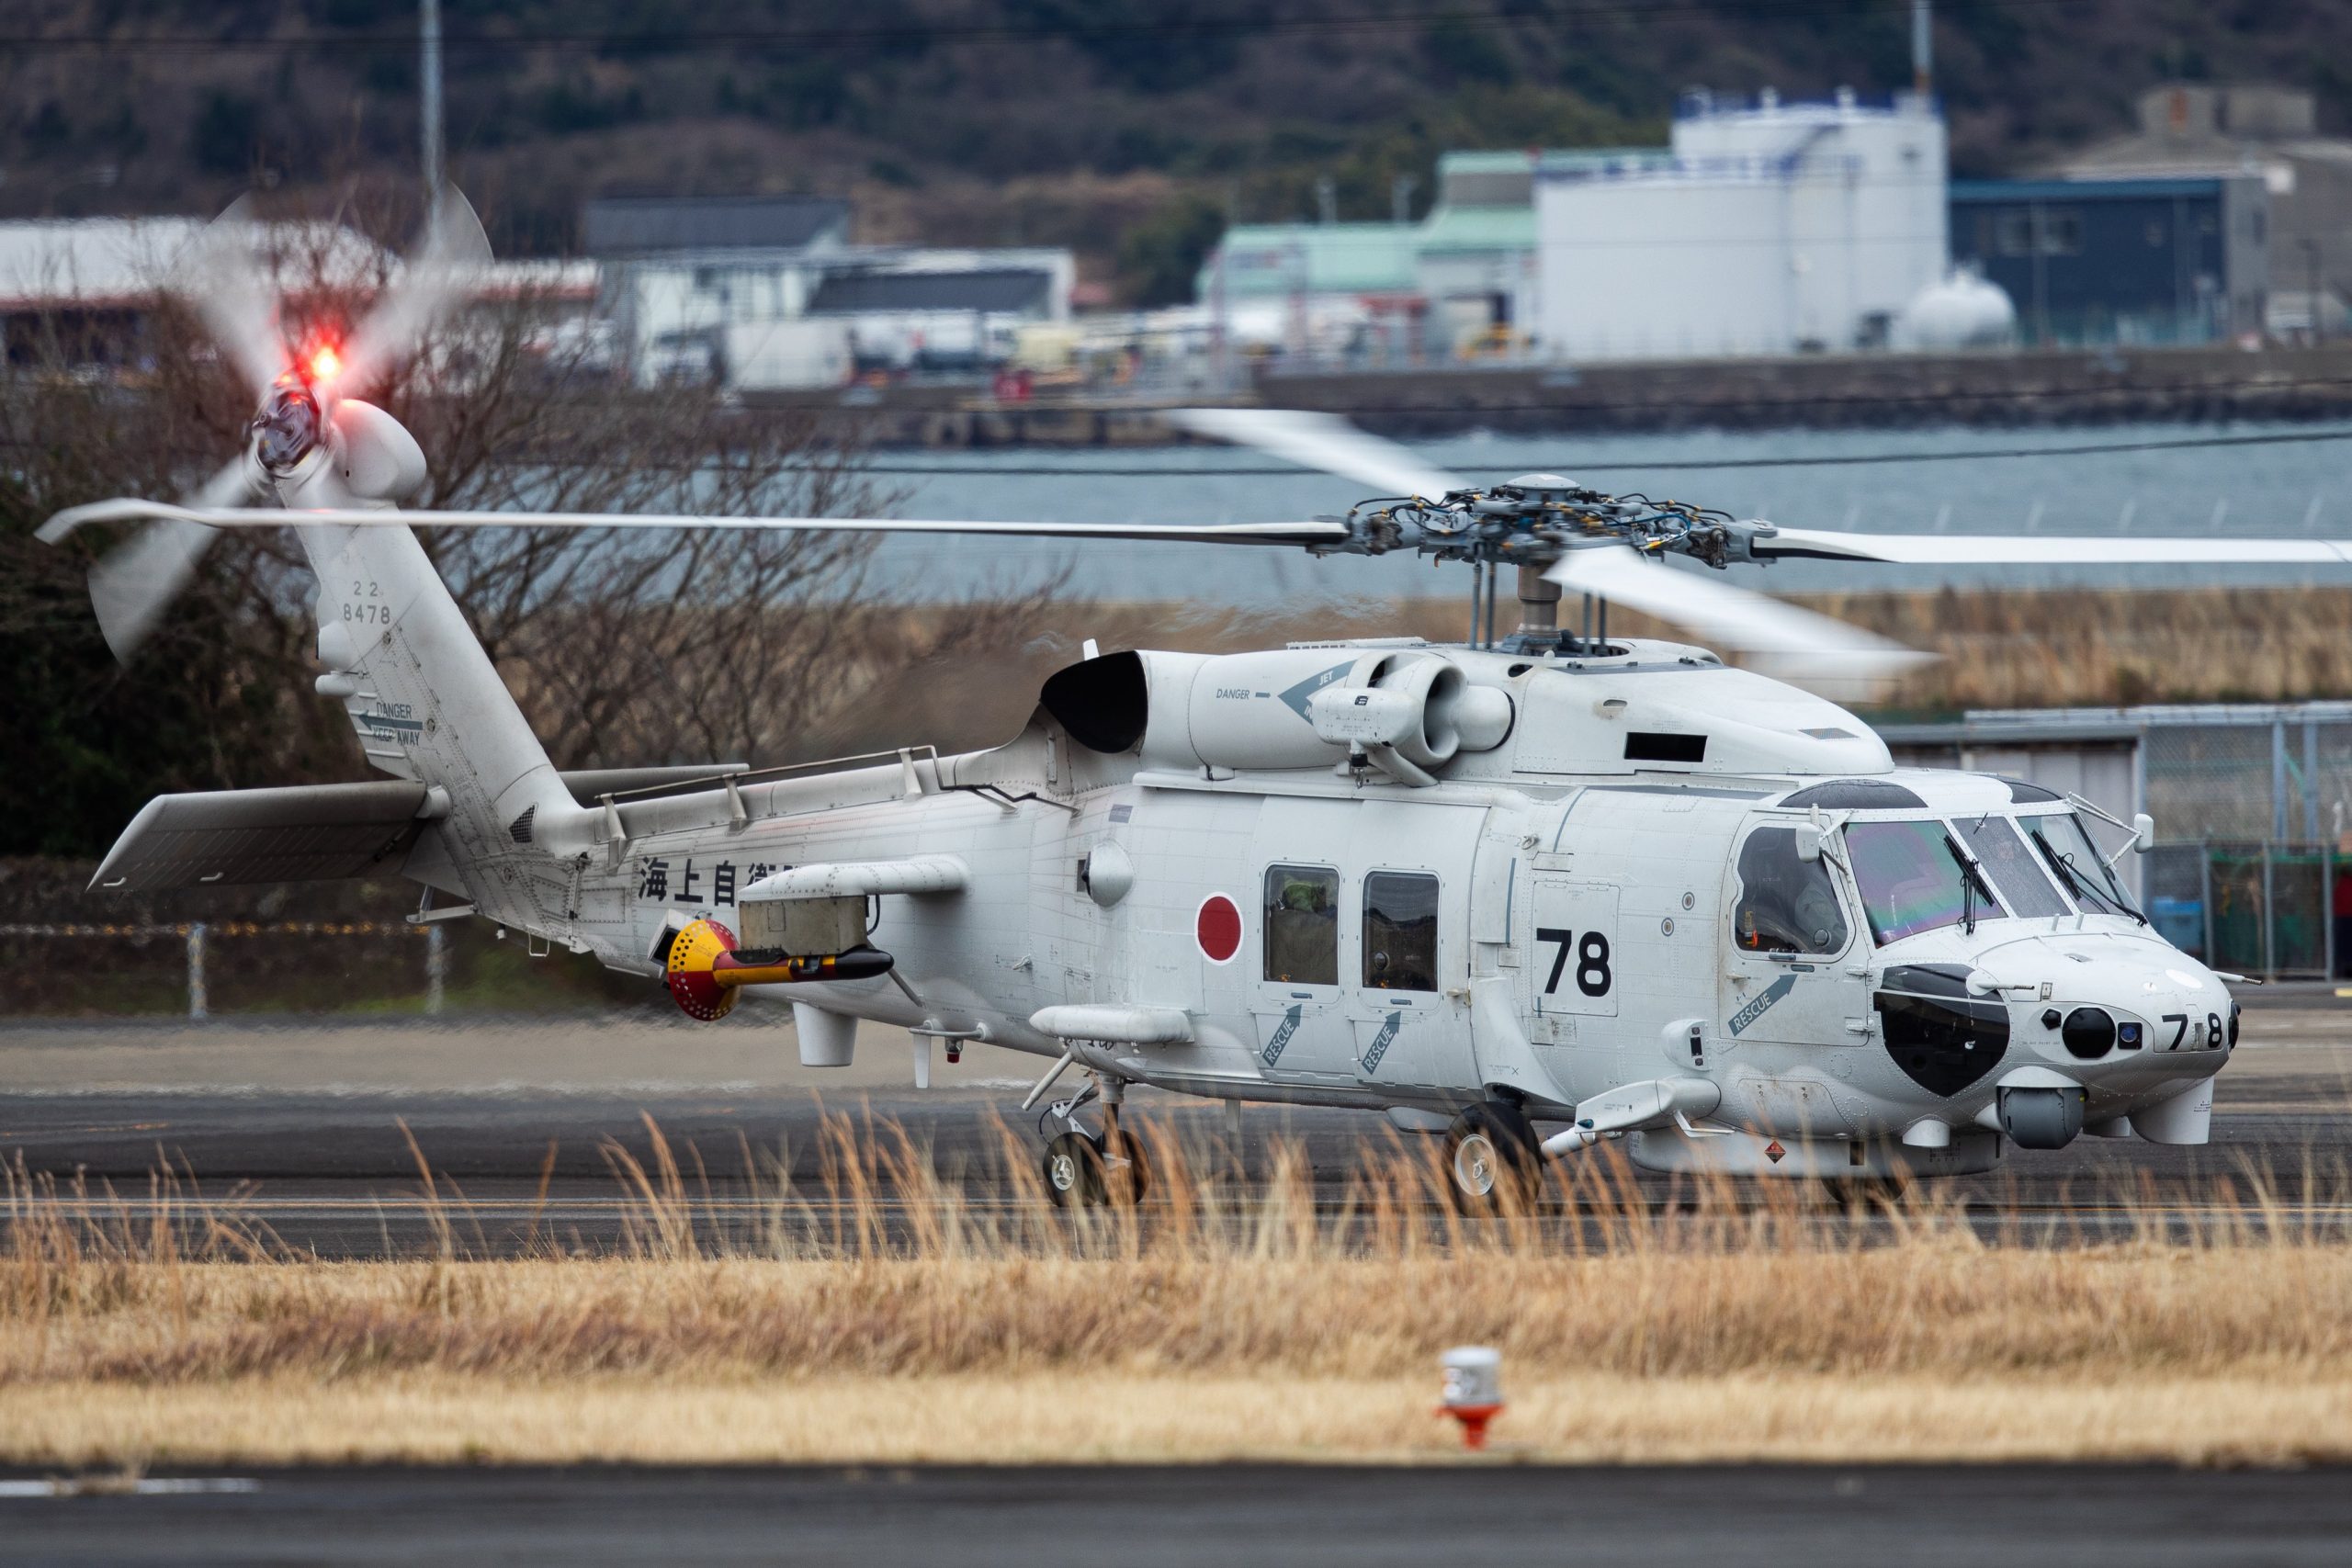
[1442,1101,1544,1215]
[1099,1125,1152,1206]
[1043,1131,1104,1207]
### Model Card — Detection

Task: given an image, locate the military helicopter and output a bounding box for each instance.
[44,189,2350,1209]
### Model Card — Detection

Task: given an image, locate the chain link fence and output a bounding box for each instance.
[2141,841,2341,979]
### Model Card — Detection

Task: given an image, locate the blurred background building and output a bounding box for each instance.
[588,194,1071,389]
[1533,87,1948,360]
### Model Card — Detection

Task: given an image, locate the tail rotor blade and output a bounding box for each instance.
[341,185,492,392]
[170,195,283,400]
[1547,545,1932,687]
[1168,408,1468,501]
[86,457,252,662]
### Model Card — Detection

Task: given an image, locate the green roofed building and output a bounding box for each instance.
[1193,151,1552,360]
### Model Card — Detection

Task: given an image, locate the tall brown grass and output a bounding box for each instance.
[7,1118,2352,1380]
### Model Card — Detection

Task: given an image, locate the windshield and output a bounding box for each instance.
[1846,819,2005,944]
[2027,812,2142,919]
[1953,814,2071,919]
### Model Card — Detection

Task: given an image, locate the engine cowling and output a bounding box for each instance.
[1039,647,1511,782]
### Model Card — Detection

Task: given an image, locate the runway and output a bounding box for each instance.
[4,1004,2349,1257]
[4,1463,2350,1566]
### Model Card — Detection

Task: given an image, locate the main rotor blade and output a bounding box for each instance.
[1756,528,2352,566]
[169,195,282,399]
[1168,408,1467,501]
[39,500,1349,549]
[1548,545,1931,682]
[85,457,254,662]
[340,185,493,392]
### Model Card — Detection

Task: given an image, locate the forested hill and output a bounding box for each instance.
[6,2,2352,300]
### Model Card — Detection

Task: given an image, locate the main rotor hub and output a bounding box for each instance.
[1333,481,1775,573]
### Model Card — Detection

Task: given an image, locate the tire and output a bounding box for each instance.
[1099,1126,1152,1207]
[1043,1131,1103,1208]
[1443,1101,1544,1215]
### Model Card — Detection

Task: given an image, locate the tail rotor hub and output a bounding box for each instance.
[252,376,325,478]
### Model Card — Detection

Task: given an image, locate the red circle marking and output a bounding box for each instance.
[1196,894,1242,964]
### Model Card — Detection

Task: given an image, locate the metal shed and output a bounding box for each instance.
[1880,703,2352,978]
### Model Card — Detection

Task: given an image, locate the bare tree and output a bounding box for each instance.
[0,193,1063,856]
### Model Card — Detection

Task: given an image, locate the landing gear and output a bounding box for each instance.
[1442,1100,1544,1214]
[1038,1071,1150,1208]
[1040,1127,1152,1208]
[1043,1131,1101,1206]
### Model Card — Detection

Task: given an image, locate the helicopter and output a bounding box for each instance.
[43,188,2352,1210]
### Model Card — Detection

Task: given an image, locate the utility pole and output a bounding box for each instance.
[421,0,445,205]
[1911,0,1933,95]
[2307,237,2325,344]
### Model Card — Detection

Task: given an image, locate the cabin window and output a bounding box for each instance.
[1362,871,1440,993]
[1262,863,1340,986]
[1732,828,1849,954]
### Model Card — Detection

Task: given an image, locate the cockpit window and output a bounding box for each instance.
[2028,812,2142,919]
[1731,828,1850,954]
[1953,814,2070,919]
[1847,819,2006,944]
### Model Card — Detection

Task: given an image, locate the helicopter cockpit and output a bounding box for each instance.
[1722,775,2232,1153]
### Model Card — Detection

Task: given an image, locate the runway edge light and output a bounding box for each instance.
[1438,1346,1504,1451]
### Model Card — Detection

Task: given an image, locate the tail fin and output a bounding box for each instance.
[305,521,589,865]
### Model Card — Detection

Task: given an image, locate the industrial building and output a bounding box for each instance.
[1949,175,2267,346]
[587,194,1073,389]
[1533,88,1949,361]
[1191,150,1539,362]
[2051,85,2352,338]
[0,216,391,368]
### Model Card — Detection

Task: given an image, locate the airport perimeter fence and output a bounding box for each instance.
[0,919,450,1020]
[2143,841,2350,981]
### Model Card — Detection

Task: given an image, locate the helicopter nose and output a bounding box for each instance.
[2017,963,2238,1066]
[1955,943,2235,1150]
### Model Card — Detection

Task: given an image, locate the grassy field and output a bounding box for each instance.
[6,1123,2350,1468]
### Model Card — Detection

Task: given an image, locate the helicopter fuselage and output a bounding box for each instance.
[446,637,2228,1179]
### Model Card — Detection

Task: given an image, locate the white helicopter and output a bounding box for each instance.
[43,189,2352,1209]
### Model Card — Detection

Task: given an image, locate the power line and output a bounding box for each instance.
[1261,368,2352,420]
[0,0,2105,56]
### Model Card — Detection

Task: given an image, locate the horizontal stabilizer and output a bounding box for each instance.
[89,781,441,892]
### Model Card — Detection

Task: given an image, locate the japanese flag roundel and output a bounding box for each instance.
[1196,894,1243,964]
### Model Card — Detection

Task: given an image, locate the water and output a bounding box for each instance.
[858,421,2352,605]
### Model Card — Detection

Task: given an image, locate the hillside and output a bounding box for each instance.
[6,2,2352,301]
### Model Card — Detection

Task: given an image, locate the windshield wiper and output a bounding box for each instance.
[2032,828,2092,901]
[1944,835,1992,936]
[2032,829,2146,924]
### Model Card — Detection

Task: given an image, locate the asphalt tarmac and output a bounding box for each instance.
[3,1003,2348,1256]
[3,1463,2349,1567]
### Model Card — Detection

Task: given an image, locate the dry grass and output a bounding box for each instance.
[5,1121,2351,1467]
